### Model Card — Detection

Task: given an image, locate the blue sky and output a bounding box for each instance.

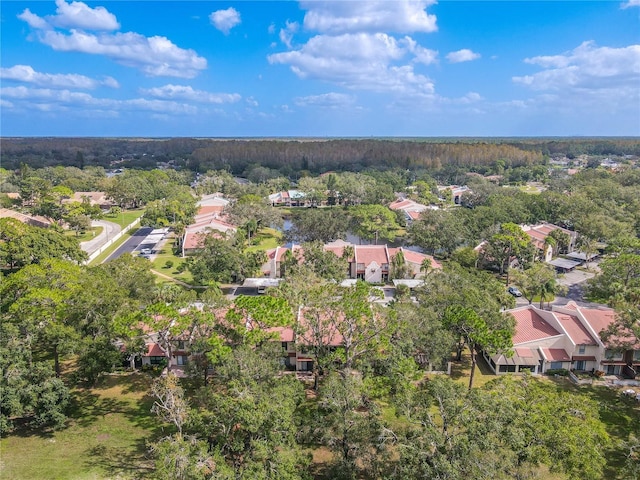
[1,1,639,137]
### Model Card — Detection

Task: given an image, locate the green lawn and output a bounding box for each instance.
[151,244,194,285]
[65,226,103,242]
[102,209,145,228]
[0,373,159,480]
[245,227,283,253]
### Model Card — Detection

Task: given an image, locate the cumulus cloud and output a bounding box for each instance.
[141,84,241,104]
[18,0,119,31]
[18,1,206,78]
[301,0,437,34]
[0,64,118,89]
[621,0,640,8]
[269,33,435,96]
[209,7,241,34]
[268,2,439,98]
[294,92,355,108]
[513,41,640,91]
[446,49,481,63]
[39,29,206,78]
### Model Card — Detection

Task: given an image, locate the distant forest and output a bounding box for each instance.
[1,137,639,175]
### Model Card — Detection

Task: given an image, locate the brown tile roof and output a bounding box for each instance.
[572,355,596,361]
[510,308,562,344]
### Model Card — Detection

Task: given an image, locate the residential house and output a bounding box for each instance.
[62,191,115,210]
[520,222,578,262]
[181,195,236,256]
[388,198,433,223]
[268,190,307,207]
[437,185,471,205]
[262,240,441,282]
[0,208,53,228]
[487,302,639,377]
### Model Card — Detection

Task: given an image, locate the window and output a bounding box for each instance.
[575,360,585,371]
[150,356,165,365]
[550,361,563,370]
[382,263,389,271]
[634,350,640,361]
[176,340,186,350]
[176,355,188,366]
[578,345,586,354]
[281,342,288,351]
[605,349,623,360]
[605,365,620,375]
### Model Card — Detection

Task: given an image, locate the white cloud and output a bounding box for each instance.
[18,0,119,31]
[621,0,640,9]
[1,85,198,115]
[246,96,259,107]
[38,30,207,78]
[294,92,355,108]
[269,33,434,96]
[49,0,119,30]
[0,64,119,89]
[301,0,437,34]
[209,7,241,35]
[279,21,299,48]
[141,84,241,104]
[268,2,439,98]
[513,41,640,92]
[18,1,207,78]
[446,49,481,63]
[17,9,50,30]
[404,38,438,65]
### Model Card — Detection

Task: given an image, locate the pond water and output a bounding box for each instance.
[278,217,413,249]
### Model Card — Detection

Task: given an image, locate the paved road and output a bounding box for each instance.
[80,220,121,255]
[103,227,153,263]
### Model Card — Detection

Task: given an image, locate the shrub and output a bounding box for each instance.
[164,260,174,269]
[545,368,569,376]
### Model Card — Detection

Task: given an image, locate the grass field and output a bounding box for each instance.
[103,209,145,228]
[0,373,159,480]
[65,226,103,242]
[2,354,637,479]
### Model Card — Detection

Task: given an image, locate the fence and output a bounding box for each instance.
[86,217,142,263]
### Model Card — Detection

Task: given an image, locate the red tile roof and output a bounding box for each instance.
[389,199,413,210]
[580,308,616,336]
[555,313,597,345]
[355,245,389,267]
[515,347,535,357]
[541,348,571,362]
[510,308,562,344]
[146,343,165,357]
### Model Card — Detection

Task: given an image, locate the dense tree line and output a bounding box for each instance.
[5,137,637,174]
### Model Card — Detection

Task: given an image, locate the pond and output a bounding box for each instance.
[279,217,415,249]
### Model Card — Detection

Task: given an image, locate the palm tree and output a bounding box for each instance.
[578,236,598,269]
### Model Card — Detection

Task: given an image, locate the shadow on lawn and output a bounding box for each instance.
[68,390,129,428]
[83,438,154,478]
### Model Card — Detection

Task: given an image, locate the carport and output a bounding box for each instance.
[548,258,581,273]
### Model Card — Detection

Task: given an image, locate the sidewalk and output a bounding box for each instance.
[80,220,122,255]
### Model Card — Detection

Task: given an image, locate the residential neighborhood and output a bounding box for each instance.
[1,137,639,480]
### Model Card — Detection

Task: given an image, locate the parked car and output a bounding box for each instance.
[508,286,523,297]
